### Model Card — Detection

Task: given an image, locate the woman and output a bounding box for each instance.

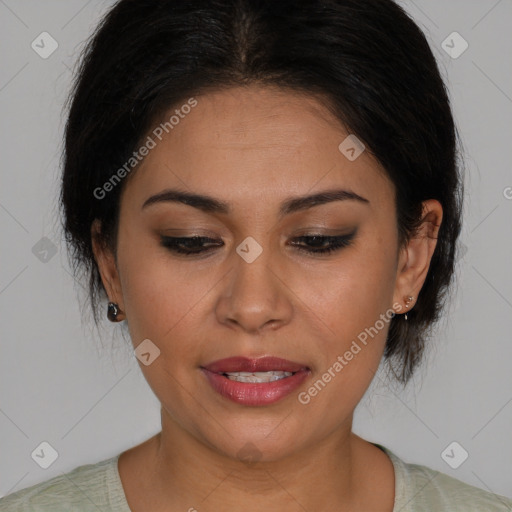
[1,0,510,510]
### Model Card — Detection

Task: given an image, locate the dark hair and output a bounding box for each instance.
[60,0,463,384]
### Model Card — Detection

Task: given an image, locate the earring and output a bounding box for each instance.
[403,295,414,321]
[107,302,122,322]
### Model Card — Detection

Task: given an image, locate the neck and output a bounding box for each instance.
[150,409,367,512]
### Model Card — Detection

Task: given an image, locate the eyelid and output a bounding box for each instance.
[159,230,357,257]
[159,227,357,243]
[289,230,356,248]
[288,227,356,236]
[161,228,223,239]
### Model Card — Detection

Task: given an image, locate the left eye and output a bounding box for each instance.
[290,234,355,254]
[160,233,355,256]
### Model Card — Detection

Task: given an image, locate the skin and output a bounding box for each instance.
[92,85,443,512]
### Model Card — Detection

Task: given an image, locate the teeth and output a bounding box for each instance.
[223,371,293,383]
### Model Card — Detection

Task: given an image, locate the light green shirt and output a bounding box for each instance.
[1,444,511,511]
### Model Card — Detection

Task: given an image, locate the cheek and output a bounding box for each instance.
[118,244,210,413]
[296,230,397,396]
[303,227,397,330]
[117,236,210,347]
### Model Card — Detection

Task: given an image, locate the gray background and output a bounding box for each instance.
[1,0,511,501]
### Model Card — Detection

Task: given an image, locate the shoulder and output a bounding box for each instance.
[376,444,512,512]
[0,454,128,512]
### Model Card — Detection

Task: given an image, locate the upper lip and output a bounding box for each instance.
[202,356,309,374]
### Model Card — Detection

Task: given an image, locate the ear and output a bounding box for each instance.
[392,199,443,314]
[91,219,126,320]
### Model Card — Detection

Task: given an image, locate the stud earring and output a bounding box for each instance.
[107,302,122,322]
[403,295,414,321]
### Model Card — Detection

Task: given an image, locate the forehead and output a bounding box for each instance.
[121,85,393,212]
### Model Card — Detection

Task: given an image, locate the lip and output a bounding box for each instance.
[201,356,311,406]
[202,356,308,373]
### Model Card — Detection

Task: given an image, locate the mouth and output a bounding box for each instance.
[200,356,311,406]
[220,370,294,383]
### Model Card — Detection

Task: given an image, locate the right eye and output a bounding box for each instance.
[160,236,224,255]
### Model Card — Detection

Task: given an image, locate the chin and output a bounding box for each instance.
[196,415,311,464]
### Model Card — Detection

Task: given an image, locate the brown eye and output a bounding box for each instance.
[289,233,356,254]
[160,236,223,255]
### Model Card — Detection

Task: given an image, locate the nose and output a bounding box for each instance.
[215,239,293,335]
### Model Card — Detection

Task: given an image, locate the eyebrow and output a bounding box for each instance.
[141,187,369,217]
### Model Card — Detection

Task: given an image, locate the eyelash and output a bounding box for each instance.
[159,233,355,256]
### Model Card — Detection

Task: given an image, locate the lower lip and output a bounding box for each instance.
[201,369,310,406]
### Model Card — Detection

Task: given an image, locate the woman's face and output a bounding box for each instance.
[94,85,426,461]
